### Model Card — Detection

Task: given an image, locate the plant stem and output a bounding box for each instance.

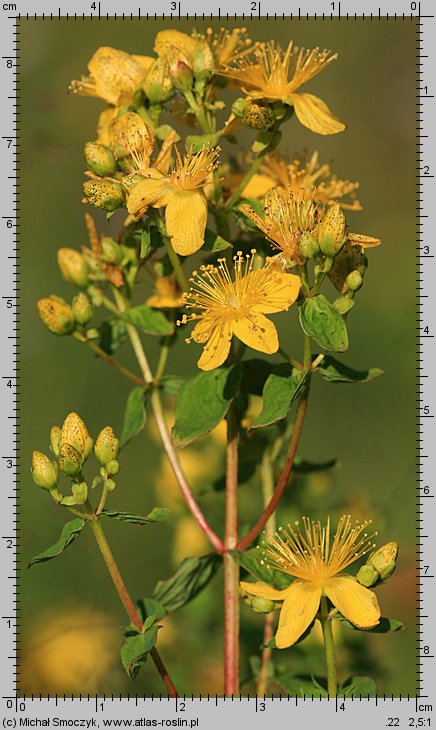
[320,595,338,696]
[112,290,224,553]
[236,334,312,551]
[84,339,146,387]
[87,507,178,698]
[223,406,239,696]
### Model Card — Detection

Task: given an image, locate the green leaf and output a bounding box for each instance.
[315,355,384,384]
[98,318,128,355]
[139,220,152,258]
[293,456,337,473]
[333,614,405,633]
[276,674,329,698]
[172,364,242,448]
[120,627,159,679]
[202,228,232,252]
[250,364,306,430]
[152,554,222,614]
[28,518,86,568]
[120,387,147,447]
[340,675,377,697]
[159,375,185,396]
[231,549,291,590]
[101,507,169,525]
[122,305,173,336]
[299,294,348,352]
[137,597,167,622]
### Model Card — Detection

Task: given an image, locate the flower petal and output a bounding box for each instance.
[325,575,381,629]
[348,232,381,249]
[248,270,301,314]
[240,581,292,601]
[288,93,346,135]
[275,581,322,649]
[196,322,232,371]
[165,190,208,256]
[232,312,279,354]
[127,172,173,216]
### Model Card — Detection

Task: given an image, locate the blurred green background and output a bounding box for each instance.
[21,18,417,696]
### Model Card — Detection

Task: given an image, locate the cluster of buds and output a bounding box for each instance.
[31,413,120,508]
[37,291,94,335]
[356,541,399,588]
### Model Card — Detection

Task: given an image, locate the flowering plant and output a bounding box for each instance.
[30,27,403,698]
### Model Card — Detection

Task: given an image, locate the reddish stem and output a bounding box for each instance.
[223,408,240,696]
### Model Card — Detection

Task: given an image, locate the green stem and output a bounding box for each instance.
[320,595,338,696]
[223,406,239,696]
[184,89,213,133]
[278,347,303,370]
[86,504,178,698]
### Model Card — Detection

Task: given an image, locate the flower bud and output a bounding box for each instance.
[106,459,120,476]
[317,203,346,257]
[61,412,93,460]
[72,292,94,326]
[242,102,274,131]
[58,248,90,288]
[356,564,379,588]
[50,426,62,457]
[110,112,152,160]
[82,180,124,212]
[298,231,320,260]
[346,270,364,292]
[70,47,147,107]
[166,48,194,91]
[31,451,59,490]
[84,142,117,177]
[231,97,249,119]
[37,296,75,336]
[144,58,174,103]
[58,443,83,476]
[101,237,122,264]
[367,541,398,581]
[154,30,198,59]
[121,173,144,195]
[192,41,215,80]
[94,426,120,466]
[251,596,279,614]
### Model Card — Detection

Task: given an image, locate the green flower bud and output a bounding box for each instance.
[58,443,83,476]
[318,203,346,257]
[367,541,398,581]
[242,102,274,131]
[61,412,93,460]
[356,564,379,588]
[144,57,174,103]
[50,426,62,457]
[84,142,117,177]
[72,292,94,326]
[121,173,145,195]
[192,41,215,80]
[82,180,124,212]
[251,596,279,614]
[58,248,90,288]
[345,270,364,292]
[104,478,117,492]
[94,426,120,466]
[101,237,123,264]
[31,451,59,490]
[166,48,194,91]
[298,231,320,260]
[37,296,75,336]
[106,459,120,476]
[231,97,249,119]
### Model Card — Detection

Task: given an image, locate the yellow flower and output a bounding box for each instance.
[154,29,198,59]
[202,26,254,69]
[127,146,219,256]
[178,251,301,371]
[146,275,183,309]
[70,47,147,106]
[221,42,345,135]
[261,151,362,210]
[240,189,317,264]
[241,515,381,649]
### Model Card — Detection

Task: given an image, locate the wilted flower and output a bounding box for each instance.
[70,47,147,106]
[146,276,183,309]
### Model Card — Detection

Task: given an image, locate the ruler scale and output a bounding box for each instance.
[0,1,434,726]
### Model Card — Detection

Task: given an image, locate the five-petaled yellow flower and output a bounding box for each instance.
[221,41,346,135]
[70,47,151,106]
[178,251,301,371]
[241,515,381,649]
[127,146,219,256]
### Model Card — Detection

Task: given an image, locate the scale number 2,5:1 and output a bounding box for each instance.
[386,720,432,728]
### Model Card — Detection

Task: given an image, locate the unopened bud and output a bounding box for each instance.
[121,173,144,195]
[242,102,274,131]
[166,48,193,91]
[318,203,346,257]
[50,426,62,457]
[58,248,90,288]
[192,41,215,79]
[144,57,174,103]
[72,292,94,326]
[346,270,364,292]
[58,443,83,476]
[31,451,59,490]
[84,142,117,176]
[251,596,279,614]
[367,541,398,581]
[299,231,320,259]
[37,296,75,335]
[356,564,379,588]
[101,237,122,264]
[231,98,249,119]
[94,426,120,466]
[61,412,93,460]
[110,112,151,159]
[106,459,120,476]
[82,179,124,212]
